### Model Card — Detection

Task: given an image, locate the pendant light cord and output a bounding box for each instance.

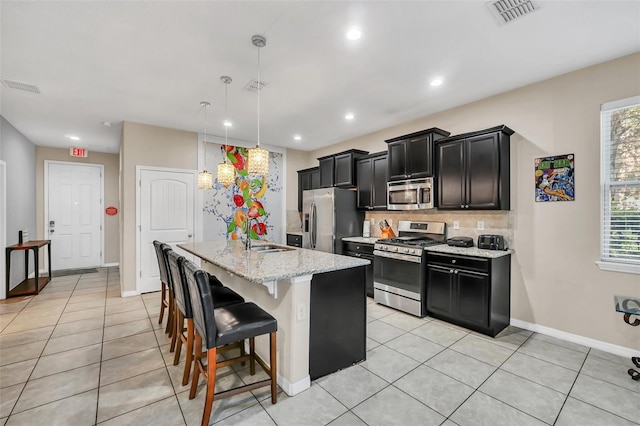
[224,83,229,163]
[257,46,261,148]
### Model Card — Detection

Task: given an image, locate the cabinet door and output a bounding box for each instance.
[310,168,321,189]
[387,140,407,181]
[406,136,433,178]
[372,155,388,209]
[455,270,490,327]
[426,265,454,316]
[297,170,311,212]
[466,133,500,209]
[437,139,466,209]
[356,158,373,209]
[319,157,335,188]
[334,153,354,187]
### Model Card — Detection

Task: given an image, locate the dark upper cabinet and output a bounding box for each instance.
[436,125,513,210]
[297,167,320,212]
[386,128,450,181]
[318,149,368,188]
[356,152,388,210]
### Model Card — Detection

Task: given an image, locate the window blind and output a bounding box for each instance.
[600,96,640,267]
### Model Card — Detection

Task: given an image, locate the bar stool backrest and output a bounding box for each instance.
[183,259,219,349]
[167,250,192,318]
[153,241,173,292]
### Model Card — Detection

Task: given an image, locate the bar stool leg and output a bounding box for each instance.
[249,337,256,375]
[202,347,218,426]
[173,310,184,365]
[190,332,203,400]
[166,289,175,336]
[270,331,277,404]
[182,319,195,386]
[159,282,167,324]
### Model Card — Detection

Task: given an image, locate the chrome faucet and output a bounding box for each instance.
[244,217,260,250]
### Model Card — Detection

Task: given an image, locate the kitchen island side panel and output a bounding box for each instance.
[309,266,367,380]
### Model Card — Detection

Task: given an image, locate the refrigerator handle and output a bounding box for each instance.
[311,202,317,249]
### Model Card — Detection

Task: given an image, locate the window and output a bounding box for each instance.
[598,96,640,274]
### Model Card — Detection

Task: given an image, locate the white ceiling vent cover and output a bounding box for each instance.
[243,79,269,93]
[1,78,41,94]
[488,0,539,24]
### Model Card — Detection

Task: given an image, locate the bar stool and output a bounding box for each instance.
[183,259,278,426]
[166,249,245,385]
[153,241,174,339]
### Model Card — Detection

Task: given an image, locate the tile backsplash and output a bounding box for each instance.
[366,210,514,248]
[287,208,514,248]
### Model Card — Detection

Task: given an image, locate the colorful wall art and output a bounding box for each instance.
[203,144,283,243]
[535,154,575,202]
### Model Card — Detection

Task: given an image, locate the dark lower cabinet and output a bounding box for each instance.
[286,233,302,248]
[309,266,366,380]
[426,252,510,337]
[343,241,374,297]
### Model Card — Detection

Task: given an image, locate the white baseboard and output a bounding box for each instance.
[103,262,119,267]
[120,290,139,298]
[277,374,310,396]
[510,318,639,359]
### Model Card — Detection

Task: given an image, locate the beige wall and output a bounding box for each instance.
[286,53,640,351]
[120,121,198,293]
[35,147,120,264]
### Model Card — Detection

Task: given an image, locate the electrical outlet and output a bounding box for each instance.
[296,303,306,322]
[370,218,375,225]
[453,221,460,230]
[477,221,485,230]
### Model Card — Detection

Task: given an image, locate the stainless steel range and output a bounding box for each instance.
[373,221,446,317]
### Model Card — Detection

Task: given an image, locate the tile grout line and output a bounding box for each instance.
[6,275,83,420]
[94,268,113,425]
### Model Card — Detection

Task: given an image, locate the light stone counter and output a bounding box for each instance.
[342,236,382,245]
[177,239,369,397]
[178,240,369,285]
[425,244,513,258]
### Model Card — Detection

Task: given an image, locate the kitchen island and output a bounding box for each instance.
[178,240,369,396]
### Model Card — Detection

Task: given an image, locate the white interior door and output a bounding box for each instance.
[46,162,103,270]
[138,168,195,294]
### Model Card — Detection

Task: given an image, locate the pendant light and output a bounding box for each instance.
[216,76,235,186]
[247,34,269,176]
[197,101,213,190]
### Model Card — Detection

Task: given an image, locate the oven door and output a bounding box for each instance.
[373,250,425,316]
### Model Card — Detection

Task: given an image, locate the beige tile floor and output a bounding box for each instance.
[0,268,639,425]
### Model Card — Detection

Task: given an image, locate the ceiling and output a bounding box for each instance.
[1,1,639,154]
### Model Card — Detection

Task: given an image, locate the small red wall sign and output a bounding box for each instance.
[105,206,118,216]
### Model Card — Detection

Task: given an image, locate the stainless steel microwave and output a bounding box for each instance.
[387,177,434,210]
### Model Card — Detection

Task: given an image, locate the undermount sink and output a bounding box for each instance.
[250,244,295,253]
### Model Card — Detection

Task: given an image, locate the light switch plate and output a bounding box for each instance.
[477,221,485,230]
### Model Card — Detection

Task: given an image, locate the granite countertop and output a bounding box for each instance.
[178,240,370,284]
[342,236,382,245]
[425,244,513,258]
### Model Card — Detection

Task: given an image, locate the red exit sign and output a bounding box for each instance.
[70,147,88,158]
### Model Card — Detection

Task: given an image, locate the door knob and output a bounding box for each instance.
[187,234,193,238]
[49,229,55,233]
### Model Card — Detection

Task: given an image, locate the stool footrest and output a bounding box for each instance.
[214,379,272,400]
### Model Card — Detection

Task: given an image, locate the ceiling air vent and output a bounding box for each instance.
[243,79,269,93]
[488,0,539,24]
[0,78,41,94]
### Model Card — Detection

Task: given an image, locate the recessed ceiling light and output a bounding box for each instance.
[345,113,355,120]
[223,120,232,127]
[102,121,112,127]
[346,28,361,40]
[65,134,80,141]
[430,78,443,87]
[293,135,302,141]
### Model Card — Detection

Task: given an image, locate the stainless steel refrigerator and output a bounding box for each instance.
[302,188,364,254]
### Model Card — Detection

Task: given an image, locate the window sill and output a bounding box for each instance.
[596,261,640,275]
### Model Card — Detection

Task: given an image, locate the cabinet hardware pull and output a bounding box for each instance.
[452,259,456,263]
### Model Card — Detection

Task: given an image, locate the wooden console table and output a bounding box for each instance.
[5,240,52,298]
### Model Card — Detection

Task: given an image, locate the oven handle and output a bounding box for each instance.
[374,250,423,264]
